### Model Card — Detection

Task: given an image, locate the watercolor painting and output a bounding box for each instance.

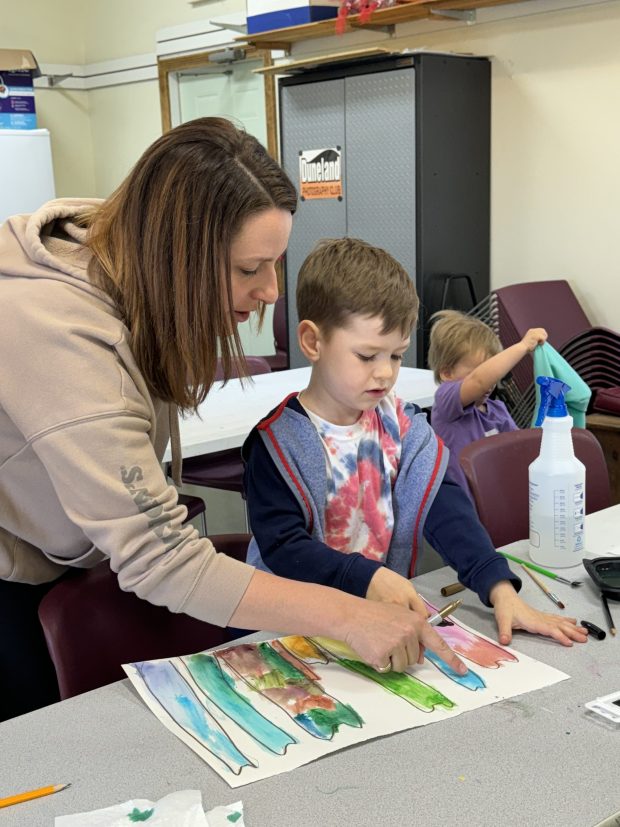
[124,608,568,788]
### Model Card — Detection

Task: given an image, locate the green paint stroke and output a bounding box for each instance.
[256,642,308,683]
[339,659,456,713]
[127,807,155,822]
[297,700,363,738]
[227,812,242,823]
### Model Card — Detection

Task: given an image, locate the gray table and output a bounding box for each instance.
[1,565,618,827]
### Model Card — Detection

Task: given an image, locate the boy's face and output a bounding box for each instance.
[307,314,411,425]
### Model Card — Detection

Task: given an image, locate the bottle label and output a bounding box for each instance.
[529,481,585,555]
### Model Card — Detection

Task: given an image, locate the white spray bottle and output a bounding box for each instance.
[529,376,585,568]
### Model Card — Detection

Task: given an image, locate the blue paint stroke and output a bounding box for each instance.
[134,661,254,775]
[425,650,486,691]
[184,653,297,754]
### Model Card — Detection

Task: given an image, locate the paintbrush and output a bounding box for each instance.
[521,564,565,609]
[601,592,617,636]
[500,551,582,587]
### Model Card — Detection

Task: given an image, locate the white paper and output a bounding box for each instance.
[55,789,208,826]
[206,801,244,827]
[123,610,569,788]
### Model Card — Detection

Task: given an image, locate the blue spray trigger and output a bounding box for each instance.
[535,376,571,426]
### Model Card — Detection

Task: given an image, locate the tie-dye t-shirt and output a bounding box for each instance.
[303,393,412,563]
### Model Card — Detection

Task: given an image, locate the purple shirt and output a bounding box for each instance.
[431,379,517,498]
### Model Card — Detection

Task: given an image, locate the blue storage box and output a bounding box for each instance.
[0,50,40,130]
[246,1,340,34]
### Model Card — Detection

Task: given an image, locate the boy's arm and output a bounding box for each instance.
[423,477,521,605]
[459,328,547,407]
[244,432,383,597]
[424,481,587,646]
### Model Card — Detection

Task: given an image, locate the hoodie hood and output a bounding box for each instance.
[0,198,115,308]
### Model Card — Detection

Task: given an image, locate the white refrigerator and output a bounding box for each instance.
[0,128,56,224]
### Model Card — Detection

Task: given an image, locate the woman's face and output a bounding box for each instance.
[229,208,292,325]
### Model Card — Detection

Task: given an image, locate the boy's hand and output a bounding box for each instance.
[521,328,548,352]
[489,580,588,646]
[366,567,429,617]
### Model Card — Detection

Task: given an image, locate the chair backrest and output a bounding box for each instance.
[459,428,611,548]
[38,534,252,700]
[493,280,593,396]
[495,280,591,351]
[214,356,271,381]
[272,296,288,354]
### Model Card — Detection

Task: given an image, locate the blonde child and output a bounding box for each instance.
[243,239,585,651]
[428,310,547,497]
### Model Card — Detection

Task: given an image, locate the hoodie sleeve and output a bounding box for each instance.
[0,280,254,626]
[423,478,521,606]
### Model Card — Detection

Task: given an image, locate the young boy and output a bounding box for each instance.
[243,238,585,648]
[427,310,547,498]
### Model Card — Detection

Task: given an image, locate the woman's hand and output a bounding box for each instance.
[366,567,429,616]
[489,581,588,646]
[343,597,468,675]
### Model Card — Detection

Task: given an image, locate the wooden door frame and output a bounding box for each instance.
[158,48,278,160]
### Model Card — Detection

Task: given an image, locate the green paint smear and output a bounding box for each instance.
[257,642,308,683]
[250,671,287,691]
[302,701,363,734]
[127,807,155,822]
[340,659,456,712]
[227,812,242,823]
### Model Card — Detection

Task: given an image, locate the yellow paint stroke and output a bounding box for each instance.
[281,636,330,663]
[309,636,362,661]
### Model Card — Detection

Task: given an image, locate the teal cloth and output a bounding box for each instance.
[532,342,591,428]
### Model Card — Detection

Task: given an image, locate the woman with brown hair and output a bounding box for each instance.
[0,117,465,720]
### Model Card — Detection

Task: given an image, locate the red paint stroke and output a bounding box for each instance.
[424,599,518,668]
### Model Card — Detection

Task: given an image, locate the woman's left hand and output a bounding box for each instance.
[489,581,589,647]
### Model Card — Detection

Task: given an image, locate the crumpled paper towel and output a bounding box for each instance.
[54,789,244,827]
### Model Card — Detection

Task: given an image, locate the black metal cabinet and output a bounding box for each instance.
[279,53,490,368]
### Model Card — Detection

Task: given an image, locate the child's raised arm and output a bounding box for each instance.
[459,327,547,407]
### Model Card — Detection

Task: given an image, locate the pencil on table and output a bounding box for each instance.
[0,784,70,809]
[601,593,617,636]
[520,564,565,610]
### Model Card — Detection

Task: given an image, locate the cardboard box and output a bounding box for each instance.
[246,1,340,34]
[0,49,41,129]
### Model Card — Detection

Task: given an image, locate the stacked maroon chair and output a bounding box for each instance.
[486,280,620,427]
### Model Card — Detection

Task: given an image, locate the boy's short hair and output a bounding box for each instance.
[296,237,419,338]
[427,309,502,383]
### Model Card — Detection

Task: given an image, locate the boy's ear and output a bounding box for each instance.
[439,367,452,382]
[298,319,322,362]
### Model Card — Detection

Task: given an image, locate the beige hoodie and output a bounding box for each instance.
[0,199,254,626]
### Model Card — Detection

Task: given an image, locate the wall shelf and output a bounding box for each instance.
[237,0,537,51]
